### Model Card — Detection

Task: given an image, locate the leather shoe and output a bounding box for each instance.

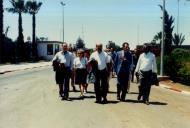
[144,100,149,105]
[95,100,101,104]
[102,98,108,104]
[137,95,141,101]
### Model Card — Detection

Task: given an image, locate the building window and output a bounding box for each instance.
[55,44,60,54]
[47,44,53,55]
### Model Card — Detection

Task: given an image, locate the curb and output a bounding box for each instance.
[159,83,190,96]
[0,62,51,74]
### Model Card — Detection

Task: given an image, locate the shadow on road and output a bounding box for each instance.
[128,92,139,95]
[108,91,117,94]
[125,99,140,103]
[68,95,96,101]
[85,91,95,94]
[107,100,119,104]
[84,95,96,99]
[149,101,168,105]
[99,100,119,105]
[122,99,168,106]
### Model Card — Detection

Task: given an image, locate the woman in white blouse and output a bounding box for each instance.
[73,49,88,98]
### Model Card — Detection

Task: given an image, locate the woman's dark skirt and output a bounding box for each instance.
[75,68,87,85]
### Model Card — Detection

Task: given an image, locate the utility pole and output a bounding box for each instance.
[177,0,180,35]
[60,1,66,43]
[160,0,165,76]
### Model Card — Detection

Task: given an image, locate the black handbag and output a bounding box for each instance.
[151,73,159,86]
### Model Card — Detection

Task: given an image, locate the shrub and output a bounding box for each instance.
[157,48,190,85]
[169,48,190,85]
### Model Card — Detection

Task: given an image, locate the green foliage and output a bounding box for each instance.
[153,5,175,55]
[161,48,190,85]
[75,37,85,49]
[25,0,42,60]
[106,41,121,51]
[173,33,185,46]
[170,48,190,61]
[6,0,26,61]
[25,0,42,14]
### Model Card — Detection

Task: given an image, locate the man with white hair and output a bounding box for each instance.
[89,43,110,104]
[52,43,74,101]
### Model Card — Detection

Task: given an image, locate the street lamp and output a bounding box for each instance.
[177,0,180,35]
[60,1,66,43]
[160,0,165,76]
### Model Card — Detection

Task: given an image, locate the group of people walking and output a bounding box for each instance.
[52,42,158,105]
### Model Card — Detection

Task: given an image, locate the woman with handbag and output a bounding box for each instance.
[73,49,88,99]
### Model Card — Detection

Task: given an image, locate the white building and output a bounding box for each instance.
[37,41,62,60]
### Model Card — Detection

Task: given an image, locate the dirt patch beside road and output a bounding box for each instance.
[160,80,190,92]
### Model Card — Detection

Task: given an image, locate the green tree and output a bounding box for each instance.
[75,37,85,49]
[153,32,162,44]
[106,41,120,51]
[157,5,175,55]
[173,33,185,46]
[0,0,4,63]
[26,0,42,60]
[6,0,26,61]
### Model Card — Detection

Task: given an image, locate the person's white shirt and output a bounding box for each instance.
[89,51,109,70]
[135,52,157,73]
[73,57,87,69]
[52,51,74,69]
[107,52,113,64]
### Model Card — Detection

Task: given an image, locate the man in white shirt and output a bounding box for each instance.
[52,43,74,100]
[135,44,157,105]
[89,43,110,104]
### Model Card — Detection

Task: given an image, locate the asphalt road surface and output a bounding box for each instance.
[0,67,190,128]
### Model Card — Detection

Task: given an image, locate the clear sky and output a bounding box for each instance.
[4,0,190,49]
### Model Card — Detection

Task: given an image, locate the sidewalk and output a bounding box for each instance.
[0,61,51,74]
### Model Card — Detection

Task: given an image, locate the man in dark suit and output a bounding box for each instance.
[114,42,132,101]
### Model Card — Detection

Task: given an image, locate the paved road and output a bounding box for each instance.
[0,67,190,128]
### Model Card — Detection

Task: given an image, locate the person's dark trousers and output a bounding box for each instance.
[117,72,129,101]
[94,68,108,102]
[55,70,64,97]
[139,70,152,102]
[63,68,71,98]
[59,84,64,97]
[117,84,121,100]
[131,67,136,82]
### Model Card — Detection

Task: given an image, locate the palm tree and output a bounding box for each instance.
[6,0,26,61]
[153,32,162,44]
[25,0,42,60]
[159,5,175,55]
[0,0,4,63]
[173,33,185,46]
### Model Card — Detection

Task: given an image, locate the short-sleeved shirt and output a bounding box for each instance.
[89,51,109,70]
[74,57,87,69]
[52,51,74,69]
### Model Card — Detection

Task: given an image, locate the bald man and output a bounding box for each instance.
[89,43,110,104]
[52,43,74,101]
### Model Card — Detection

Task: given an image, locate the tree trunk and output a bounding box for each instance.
[0,0,4,63]
[32,13,38,60]
[17,12,25,61]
